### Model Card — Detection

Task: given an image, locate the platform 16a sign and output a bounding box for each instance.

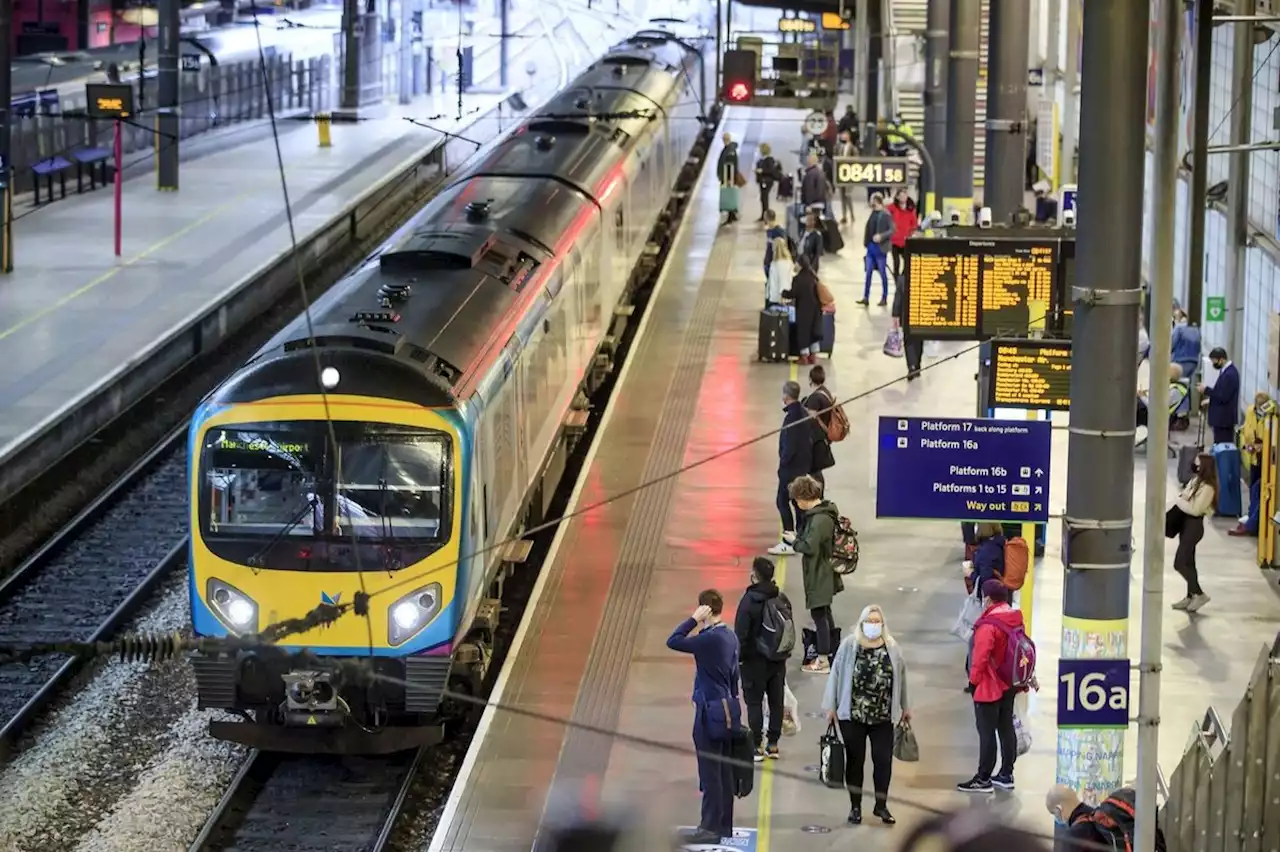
[1057,659,1130,729]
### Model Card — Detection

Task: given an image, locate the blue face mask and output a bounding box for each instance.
[1053,811,1068,827]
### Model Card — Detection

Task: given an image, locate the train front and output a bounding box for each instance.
[186,352,469,754]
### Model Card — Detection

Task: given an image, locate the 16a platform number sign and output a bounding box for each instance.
[1057,659,1130,729]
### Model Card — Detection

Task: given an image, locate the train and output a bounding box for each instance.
[186,21,713,754]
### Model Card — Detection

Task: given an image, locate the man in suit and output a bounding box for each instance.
[1199,347,1240,445]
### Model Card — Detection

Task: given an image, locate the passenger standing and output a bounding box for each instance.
[1231,393,1274,537]
[666,589,741,844]
[857,193,894,307]
[1169,453,1217,613]
[890,272,923,380]
[1032,181,1059,224]
[763,209,787,276]
[1198,347,1240,445]
[769,382,814,556]
[957,580,1024,793]
[887,189,918,280]
[1171,310,1201,380]
[801,153,829,214]
[798,211,824,274]
[783,260,824,366]
[754,143,780,222]
[803,364,836,488]
[765,237,793,308]
[718,133,741,225]
[963,523,1006,595]
[788,474,843,674]
[734,557,792,760]
[836,105,859,143]
[822,604,910,826]
[820,109,838,158]
[834,132,858,225]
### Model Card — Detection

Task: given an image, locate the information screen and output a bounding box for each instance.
[834,156,910,187]
[904,239,981,339]
[84,83,134,119]
[988,339,1072,411]
[981,241,1057,336]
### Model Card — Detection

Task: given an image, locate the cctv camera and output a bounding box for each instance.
[949,210,962,226]
[1063,208,1077,227]
[927,210,943,225]
[978,207,993,228]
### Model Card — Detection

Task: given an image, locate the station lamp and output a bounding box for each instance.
[722,50,756,105]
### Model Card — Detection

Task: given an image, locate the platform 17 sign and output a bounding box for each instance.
[875,416,1052,523]
[1057,659,1130,729]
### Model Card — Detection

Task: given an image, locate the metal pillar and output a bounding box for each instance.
[714,0,722,100]
[499,0,510,88]
[156,0,181,191]
[1185,0,1213,326]
[867,0,882,123]
[1224,0,1254,359]
[983,0,1031,221]
[1059,0,1147,806]
[0,0,12,272]
[342,0,363,111]
[1136,1,1180,849]
[854,0,870,123]
[77,0,89,51]
[1060,0,1080,185]
[923,0,950,213]
[942,0,979,217]
[399,0,414,103]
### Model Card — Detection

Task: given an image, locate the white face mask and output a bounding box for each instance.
[862,622,883,640]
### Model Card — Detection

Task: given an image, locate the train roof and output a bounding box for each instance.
[229,26,702,407]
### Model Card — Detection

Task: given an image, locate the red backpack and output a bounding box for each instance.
[976,615,1037,690]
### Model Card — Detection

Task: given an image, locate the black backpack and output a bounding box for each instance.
[1084,788,1167,852]
[756,596,796,661]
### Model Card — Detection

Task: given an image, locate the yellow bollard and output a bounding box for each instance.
[317,112,332,148]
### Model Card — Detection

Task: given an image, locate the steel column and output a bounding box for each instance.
[1060,0,1080,185]
[942,0,980,217]
[983,0,1031,221]
[342,0,363,111]
[0,0,12,272]
[157,0,181,190]
[1225,0,1254,359]
[1186,0,1213,326]
[924,0,950,213]
[1059,0,1147,805]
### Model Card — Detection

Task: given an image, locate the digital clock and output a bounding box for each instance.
[834,156,910,187]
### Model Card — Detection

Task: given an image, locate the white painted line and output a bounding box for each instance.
[426,105,730,852]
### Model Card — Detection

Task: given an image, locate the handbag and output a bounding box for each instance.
[892,720,919,762]
[1013,713,1032,756]
[1165,504,1187,539]
[818,721,845,788]
[951,586,984,642]
[734,170,748,188]
[883,327,904,358]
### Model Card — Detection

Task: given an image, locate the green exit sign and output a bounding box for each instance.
[1206,296,1226,322]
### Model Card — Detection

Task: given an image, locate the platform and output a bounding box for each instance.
[429,105,1280,851]
[0,0,628,504]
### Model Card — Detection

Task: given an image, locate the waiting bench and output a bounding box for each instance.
[30,147,115,206]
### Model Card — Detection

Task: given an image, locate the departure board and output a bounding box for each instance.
[981,241,1058,336]
[988,339,1072,411]
[904,239,981,339]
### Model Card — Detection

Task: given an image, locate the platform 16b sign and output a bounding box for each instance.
[835,156,909,187]
[1057,659,1130,729]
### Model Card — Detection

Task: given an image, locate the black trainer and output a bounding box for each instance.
[992,773,1015,791]
[956,776,994,793]
[873,804,896,825]
[847,806,862,825]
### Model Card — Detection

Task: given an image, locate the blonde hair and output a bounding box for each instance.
[1167,363,1183,383]
[855,604,893,647]
[759,142,772,156]
[976,522,1003,540]
[772,236,791,263]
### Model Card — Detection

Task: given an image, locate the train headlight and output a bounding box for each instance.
[388,583,442,646]
[207,578,259,635]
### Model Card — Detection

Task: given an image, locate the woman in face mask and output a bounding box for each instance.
[821,605,911,826]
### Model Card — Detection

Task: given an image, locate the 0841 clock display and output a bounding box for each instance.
[834,156,909,187]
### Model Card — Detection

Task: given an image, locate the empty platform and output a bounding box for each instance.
[429,105,1280,851]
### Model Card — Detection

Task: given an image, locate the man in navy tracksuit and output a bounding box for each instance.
[668,589,742,845]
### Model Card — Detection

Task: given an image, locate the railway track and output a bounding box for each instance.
[190,748,425,852]
[0,428,189,750]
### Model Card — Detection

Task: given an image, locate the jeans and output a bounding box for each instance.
[839,718,894,807]
[776,478,799,534]
[692,726,735,837]
[1246,464,1261,533]
[863,243,890,302]
[810,605,833,656]
[1174,515,1205,596]
[742,659,786,747]
[903,335,923,373]
[975,688,1017,780]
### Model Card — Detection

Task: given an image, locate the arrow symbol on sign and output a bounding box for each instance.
[1034,503,1042,511]
[1035,486,1044,495]
[1034,468,1045,477]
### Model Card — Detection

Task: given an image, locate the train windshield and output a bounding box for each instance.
[200,421,452,568]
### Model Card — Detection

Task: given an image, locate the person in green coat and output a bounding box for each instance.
[788,475,844,673]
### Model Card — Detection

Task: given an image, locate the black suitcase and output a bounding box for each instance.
[758,308,788,362]
[777,174,794,198]
[820,312,835,355]
[1177,418,1206,485]
[821,215,844,254]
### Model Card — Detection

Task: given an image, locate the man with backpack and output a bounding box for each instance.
[958,579,1034,794]
[734,557,795,760]
[804,365,851,461]
[754,143,783,222]
[1047,784,1167,852]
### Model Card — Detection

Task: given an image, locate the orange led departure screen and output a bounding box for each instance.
[905,249,979,339]
[981,242,1057,336]
[989,340,1072,411]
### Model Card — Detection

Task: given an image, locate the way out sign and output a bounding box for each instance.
[1057,659,1130,729]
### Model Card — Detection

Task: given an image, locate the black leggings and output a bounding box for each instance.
[759,184,772,218]
[839,718,894,808]
[891,245,906,278]
[1174,515,1205,596]
[975,688,1017,779]
[810,605,833,656]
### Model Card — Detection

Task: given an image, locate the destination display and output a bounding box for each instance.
[904,237,1064,341]
[904,240,980,339]
[876,416,1052,523]
[834,156,910,187]
[989,339,1072,411]
[85,83,134,119]
[778,16,816,32]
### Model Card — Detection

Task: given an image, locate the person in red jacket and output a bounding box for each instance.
[887,189,918,280]
[957,580,1024,794]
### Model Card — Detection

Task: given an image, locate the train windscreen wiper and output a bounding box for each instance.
[245,496,318,569]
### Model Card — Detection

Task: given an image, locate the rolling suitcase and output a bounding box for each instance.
[719,185,740,213]
[1177,418,1205,485]
[819,312,836,355]
[777,174,795,198]
[758,307,788,362]
[1213,443,1242,517]
[821,214,844,254]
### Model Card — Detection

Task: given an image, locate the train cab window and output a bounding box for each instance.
[337,432,449,541]
[203,426,322,537]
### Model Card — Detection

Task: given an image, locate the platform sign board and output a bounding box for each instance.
[1057,659,1130,729]
[677,828,758,852]
[778,16,816,33]
[85,83,135,119]
[903,237,1061,341]
[834,156,909,188]
[988,339,1072,411]
[876,416,1052,523]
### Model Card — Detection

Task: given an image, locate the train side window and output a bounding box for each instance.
[614,208,624,252]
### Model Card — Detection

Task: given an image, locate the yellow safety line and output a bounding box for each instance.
[756,359,799,852]
[0,197,244,343]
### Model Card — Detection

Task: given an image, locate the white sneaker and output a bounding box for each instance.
[782,530,797,544]
[1172,596,1192,611]
[1186,593,1211,613]
[768,542,796,556]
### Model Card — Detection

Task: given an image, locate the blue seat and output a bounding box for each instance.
[31,155,74,205]
[71,147,113,193]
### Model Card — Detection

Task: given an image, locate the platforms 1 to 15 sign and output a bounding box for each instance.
[876,416,1052,523]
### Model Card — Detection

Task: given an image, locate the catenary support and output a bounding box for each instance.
[942,0,979,219]
[982,0,1030,221]
[342,0,363,111]
[1225,0,1254,358]
[1186,0,1213,326]
[1059,0,1080,185]
[1137,0,1181,848]
[1059,0,1147,803]
[923,0,950,214]
[0,0,12,272]
[157,0,181,191]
